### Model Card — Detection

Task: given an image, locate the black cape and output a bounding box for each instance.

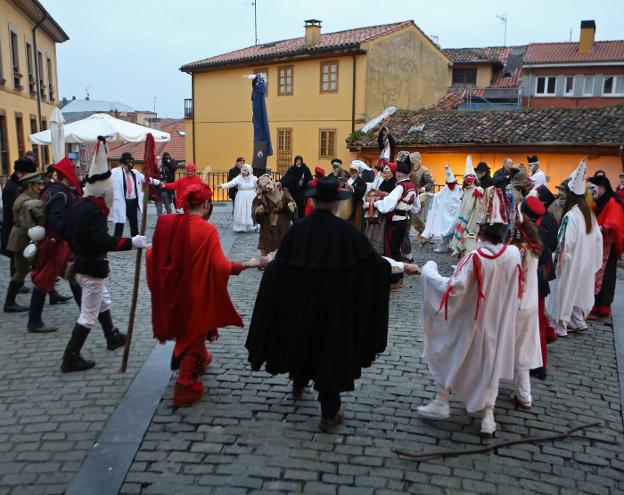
[246,209,391,393]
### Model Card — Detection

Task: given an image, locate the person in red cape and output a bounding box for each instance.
[160,162,204,209]
[304,166,325,216]
[146,182,262,407]
[587,175,624,318]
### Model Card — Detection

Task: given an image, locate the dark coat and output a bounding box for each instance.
[227,166,241,200]
[478,173,493,189]
[246,209,391,393]
[1,174,21,257]
[279,164,312,219]
[350,176,367,203]
[492,168,510,189]
[41,181,79,240]
[537,212,558,298]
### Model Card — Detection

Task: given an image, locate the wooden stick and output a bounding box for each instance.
[392,421,604,460]
[120,191,149,373]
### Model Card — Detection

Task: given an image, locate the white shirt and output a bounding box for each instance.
[374,179,420,215]
[530,170,546,188]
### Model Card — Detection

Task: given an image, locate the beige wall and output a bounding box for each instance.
[0,0,60,173]
[362,26,449,118]
[447,64,493,88]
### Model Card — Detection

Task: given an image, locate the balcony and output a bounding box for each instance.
[184,98,193,119]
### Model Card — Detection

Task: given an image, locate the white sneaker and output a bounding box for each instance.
[417,399,450,420]
[433,247,447,253]
[510,392,531,410]
[480,415,497,436]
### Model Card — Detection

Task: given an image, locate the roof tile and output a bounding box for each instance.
[108,120,186,162]
[524,40,624,64]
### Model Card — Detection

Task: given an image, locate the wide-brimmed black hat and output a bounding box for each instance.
[588,175,614,194]
[475,161,490,173]
[120,152,134,162]
[304,176,351,200]
[527,155,539,164]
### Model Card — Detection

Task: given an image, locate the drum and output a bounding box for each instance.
[337,198,353,221]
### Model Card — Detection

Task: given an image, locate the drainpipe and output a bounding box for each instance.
[32,13,47,169]
[191,73,196,163]
[351,54,356,133]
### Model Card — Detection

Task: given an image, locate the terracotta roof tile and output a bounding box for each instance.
[443,46,517,65]
[426,91,464,111]
[108,120,186,162]
[350,105,624,147]
[181,21,416,71]
[524,40,624,64]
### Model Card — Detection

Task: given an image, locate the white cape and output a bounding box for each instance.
[546,205,603,324]
[221,174,258,232]
[516,252,542,370]
[421,243,522,412]
[421,185,462,238]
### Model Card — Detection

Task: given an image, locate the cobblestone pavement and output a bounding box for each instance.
[0,206,232,495]
[116,230,624,495]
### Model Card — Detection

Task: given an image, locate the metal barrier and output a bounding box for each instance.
[177,171,284,202]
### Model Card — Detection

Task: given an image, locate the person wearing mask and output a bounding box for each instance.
[475,162,493,189]
[277,155,312,220]
[617,172,624,202]
[159,152,177,212]
[528,155,547,188]
[346,162,367,230]
[111,152,160,237]
[227,156,245,213]
[218,164,258,232]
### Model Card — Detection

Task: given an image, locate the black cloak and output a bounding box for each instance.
[246,208,391,393]
[280,163,312,219]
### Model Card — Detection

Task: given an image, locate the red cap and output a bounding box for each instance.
[314,166,325,178]
[522,195,546,219]
[52,157,82,195]
[186,162,197,174]
[387,162,397,176]
[183,183,213,206]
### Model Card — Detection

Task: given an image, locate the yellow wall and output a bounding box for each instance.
[0,0,60,173]
[189,53,365,173]
[354,149,622,191]
[363,26,449,117]
[447,64,493,88]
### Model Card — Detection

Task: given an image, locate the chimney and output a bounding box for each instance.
[304,19,321,47]
[579,20,596,53]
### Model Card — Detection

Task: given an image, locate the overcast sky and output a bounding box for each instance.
[47,0,623,118]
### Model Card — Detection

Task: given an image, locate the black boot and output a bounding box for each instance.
[27,288,58,333]
[4,281,29,313]
[69,279,82,307]
[61,324,95,372]
[49,289,72,305]
[99,310,126,350]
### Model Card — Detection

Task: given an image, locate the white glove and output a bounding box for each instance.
[132,235,147,249]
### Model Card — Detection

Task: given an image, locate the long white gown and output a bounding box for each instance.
[516,251,542,371]
[546,205,603,325]
[421,242,522,413]
[421,185,462,239]
[221,174,258,232]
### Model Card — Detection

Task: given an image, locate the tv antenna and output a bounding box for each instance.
[252,1,258,45]
[153,96,157,113]
[496,14,507,46]
[84,86,90,100]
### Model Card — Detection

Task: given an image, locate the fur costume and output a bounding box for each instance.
[252,175,297,255]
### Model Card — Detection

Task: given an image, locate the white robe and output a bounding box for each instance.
[422,242,522,413]
[516,251,542,370]
[530,170,547,188]
[110,167,159,224]
[546,205,603,324]
[421,185,462,239]
[221,174,258,232]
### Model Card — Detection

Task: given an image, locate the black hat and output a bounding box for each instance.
[475,161,490,173]
[162,152,171,158]
[396,160,411,174]
[534,185,555,208]
[14,158,36,174]
[304,176,351,200]
[527,155,539,164]
[588,175,614,194]
[331,158,342,166]
[120,152,134,163]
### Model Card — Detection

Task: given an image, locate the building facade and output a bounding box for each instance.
[181,20,450,172]
[521,21,624,108]
[0,0,68,174]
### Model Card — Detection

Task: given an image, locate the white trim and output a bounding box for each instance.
[601,75,624,96]
[564,75,574,96]
[524,61,624,68]
[534,75,556,96]
[583,75,595,96]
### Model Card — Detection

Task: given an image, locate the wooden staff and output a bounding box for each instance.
[392,421,603,461]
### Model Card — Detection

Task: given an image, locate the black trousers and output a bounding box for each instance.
[293,377,341,418]
[114,199,139,237]
[389,219,408,283]
[595,244,618,311]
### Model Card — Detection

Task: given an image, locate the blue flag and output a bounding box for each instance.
[251,75,272,171]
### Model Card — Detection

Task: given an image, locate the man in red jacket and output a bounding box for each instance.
[161,162,203,209]
[147,183,262,407]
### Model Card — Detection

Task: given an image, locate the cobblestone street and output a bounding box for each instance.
[1,208,623,494]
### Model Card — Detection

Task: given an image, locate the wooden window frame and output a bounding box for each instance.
[278,65,293,96]
[25,41,35,95]
[30,115,39,167]
[254,67,268,97]
[40,118,49,164]
[0,111,9,174]
[276,127,293,172]
[9,29,22,91]
[46,56,54,101]
[15,112,25,158]
[452,67,477,85]
[319,128,337,159]
[320,60,339,93]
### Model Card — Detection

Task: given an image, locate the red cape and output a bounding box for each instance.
[595,196,624,256]
[146,214,243,355]
[164,175,204,208]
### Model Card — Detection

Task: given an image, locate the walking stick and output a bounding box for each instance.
[120,133,156,372]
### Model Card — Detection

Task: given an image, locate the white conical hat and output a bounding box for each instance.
[568,158,587,196]
[464,155,476,177]
[445,163,456,183]
[83,137,113,205]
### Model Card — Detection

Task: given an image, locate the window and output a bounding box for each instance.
[40,118,49,164]
[319,128,336,158]
[15,114,25,158]
[320,61,338,93]
[535,76,556,95]
[37,51,45,98]
[583,75,594,96]
[278,65,293,95]
[602,75,624,96]
[276,128,292,171]
[10,30,21,90]
[30,117,39,167]
[47,57,54,100]
[254,67,268,96]
[452,68,477,85]
[26,42,35,95]
[0,113,9,174]
[564,76,574,96]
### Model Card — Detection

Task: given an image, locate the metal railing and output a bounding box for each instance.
[175,171,284,202]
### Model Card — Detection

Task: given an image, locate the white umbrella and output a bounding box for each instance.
[49,107,65,163]
[28,113,170,144]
